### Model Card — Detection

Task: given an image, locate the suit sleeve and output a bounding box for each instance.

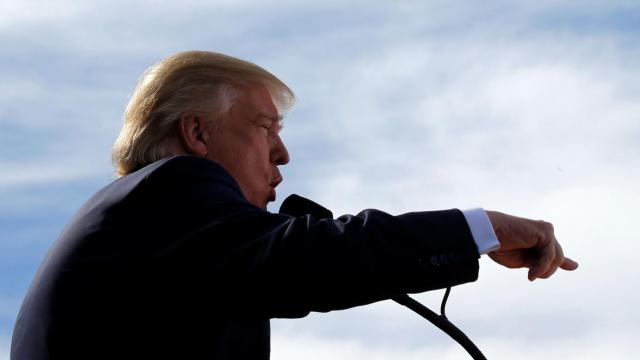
[142,156,480,318]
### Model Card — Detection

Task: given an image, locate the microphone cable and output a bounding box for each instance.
[393,288,487,360]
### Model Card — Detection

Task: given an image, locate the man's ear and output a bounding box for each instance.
[177,113,209,156]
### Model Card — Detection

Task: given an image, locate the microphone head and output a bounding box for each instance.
[279,194,334,219]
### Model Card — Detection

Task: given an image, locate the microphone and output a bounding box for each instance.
[278,194,487,360]
[279,194,334,219]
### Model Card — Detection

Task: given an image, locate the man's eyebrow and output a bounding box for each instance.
[256,112,281,121]
[256,113,284,131]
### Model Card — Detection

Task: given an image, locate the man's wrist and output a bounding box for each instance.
[461,208,500,255]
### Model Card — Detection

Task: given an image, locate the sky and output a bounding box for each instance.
[1,0,639,358]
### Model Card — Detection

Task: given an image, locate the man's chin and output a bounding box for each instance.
[258,196,274,211]
[245,191,274,209]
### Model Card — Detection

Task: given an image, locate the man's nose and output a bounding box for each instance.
[271,134,290,165]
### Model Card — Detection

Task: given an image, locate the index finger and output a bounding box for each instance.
[560,257,579,271]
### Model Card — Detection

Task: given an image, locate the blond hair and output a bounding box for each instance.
[112,51,294,177]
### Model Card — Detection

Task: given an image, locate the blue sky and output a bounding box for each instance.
[1,1,639,358]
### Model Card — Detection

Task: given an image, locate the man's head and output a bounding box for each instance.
[112,51,294,208]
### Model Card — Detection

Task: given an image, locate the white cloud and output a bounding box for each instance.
[271,334,465,360]
[271,331,640,360]
[0,161,104,188]
[0,0,90,30]
[0,339,8,360]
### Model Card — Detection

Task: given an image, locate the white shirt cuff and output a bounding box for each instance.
[461,208,500,255]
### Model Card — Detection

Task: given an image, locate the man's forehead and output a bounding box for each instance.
[241,86,281,120]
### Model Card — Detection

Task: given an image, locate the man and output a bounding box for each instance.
[11,51,578,359]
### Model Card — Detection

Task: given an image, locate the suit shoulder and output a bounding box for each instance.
[143,155,243,196]
[146,156,235,182]
[144,155,226,175]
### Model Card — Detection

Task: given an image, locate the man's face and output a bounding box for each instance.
[204,85,289,209]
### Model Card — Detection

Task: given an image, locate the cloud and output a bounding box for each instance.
[0,0,89,31]
[0,161,105,188]
[2,0,638,189]
[271,331,640,360]
[271,334,462,360]
[0,339,8,360]
[281,32,640,211]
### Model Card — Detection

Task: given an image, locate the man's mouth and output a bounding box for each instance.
[268,175,282,203]
[270,176,283,188]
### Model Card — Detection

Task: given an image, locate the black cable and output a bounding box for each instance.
[440,286,451,318]
[392,288,487,360]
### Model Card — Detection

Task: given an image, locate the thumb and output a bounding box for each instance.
[527,240,556,281]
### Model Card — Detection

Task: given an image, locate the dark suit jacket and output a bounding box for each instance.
[11,155,480,359]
